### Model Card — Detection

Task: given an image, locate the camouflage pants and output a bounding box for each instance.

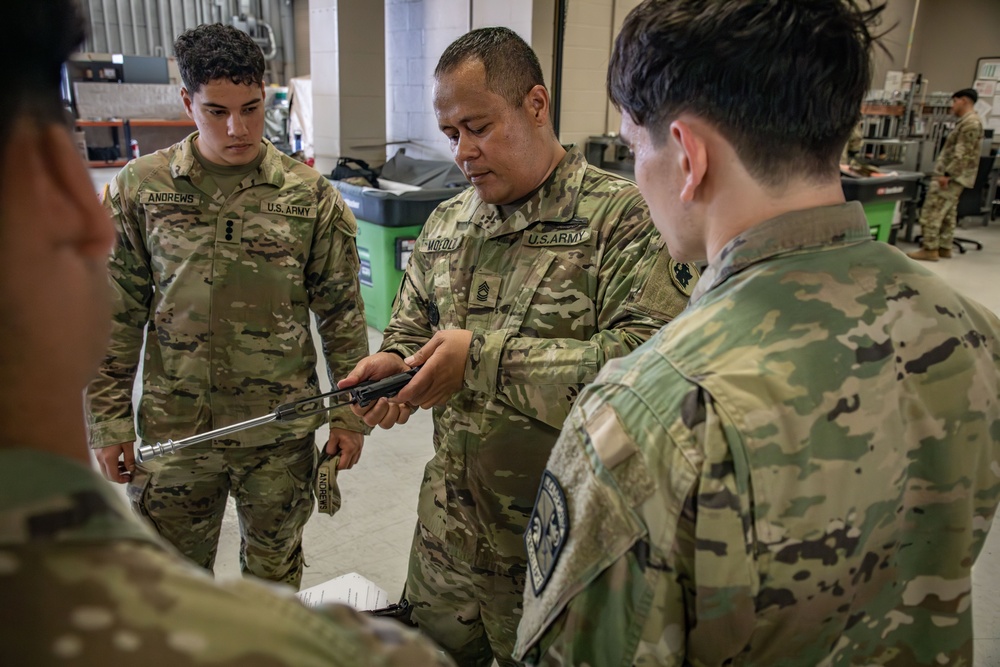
[127,435,317,589]
[918,179,964,250]
[404,521,525,667]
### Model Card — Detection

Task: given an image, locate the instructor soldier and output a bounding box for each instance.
[86,23,369,589]
[341,27,695,667]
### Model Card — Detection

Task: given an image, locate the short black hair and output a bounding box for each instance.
[609,0,886,187]
[174,23,265,94]
[435,27,545,108]
[953,88,978,104]
[0,0,85,154]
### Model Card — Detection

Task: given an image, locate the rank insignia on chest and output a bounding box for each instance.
[469,272,501,310]
[669,259,698,296]
[525,470,569,596]
[428,301,440,327]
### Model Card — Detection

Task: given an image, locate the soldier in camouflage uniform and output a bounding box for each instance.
[85,24,369,589]
[1,4,450,664]
[340,27,695,667]
[909,88,985,261]
[517,1,1000,665]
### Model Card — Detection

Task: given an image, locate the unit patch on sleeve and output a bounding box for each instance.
[525,470,569,596]
[669,259,698,297]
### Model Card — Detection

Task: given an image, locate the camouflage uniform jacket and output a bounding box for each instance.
[381,147,695,571]
[86,134,368,449]
[517,202,1000,666]
[0,449,453,666]
[935,111,984,188]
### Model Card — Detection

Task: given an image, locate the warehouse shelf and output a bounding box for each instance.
[76,118,196,168]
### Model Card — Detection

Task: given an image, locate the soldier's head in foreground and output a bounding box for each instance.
[433,27,565,206]
[175,23,266,166]
[609,0,884,261]
[0,0,114,458]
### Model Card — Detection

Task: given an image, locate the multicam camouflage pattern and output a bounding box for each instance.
[127,436,316,588]
[381,147,694,657]
[917,111,985,251]
[405,522,524,667]
[935,111,984,188]
[0,449,454,667]
[517,202,1000,666]
[917,179,964,251]
[86,133,369,450]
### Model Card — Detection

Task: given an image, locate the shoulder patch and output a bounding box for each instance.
[669,259,698,297]
[525,470,570,596]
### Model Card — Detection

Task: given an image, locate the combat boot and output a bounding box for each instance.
[907,248,939,262]
[938,247,952,259]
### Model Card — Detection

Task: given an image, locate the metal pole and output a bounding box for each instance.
[129,0,142,54]
[552,0,567,137]
[903,0,921,72]
[84,0,98,51]
[279,0,296,84]
[143,0,156,56]
[100,0,113,52]
[157,0,171,57]
[113,0,128,54]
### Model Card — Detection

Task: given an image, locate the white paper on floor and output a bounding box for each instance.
[297,571,390,611]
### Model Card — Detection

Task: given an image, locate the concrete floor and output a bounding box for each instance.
[89,166,1000,664]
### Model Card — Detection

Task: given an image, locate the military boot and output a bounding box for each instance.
[907,248,939,262]
[938,247,953,259]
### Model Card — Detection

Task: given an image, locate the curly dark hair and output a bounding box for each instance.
[0,0,85,153]
[174,23,265,93]
[435,27,545,108]
[609,0,887,186]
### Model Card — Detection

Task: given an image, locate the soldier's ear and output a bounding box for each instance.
[524,85,550,127]
[180,87,194,118]
[670,119,708,204]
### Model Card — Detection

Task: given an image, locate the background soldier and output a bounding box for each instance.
[0,2,452,664]
[908,88,985,261]
[341,27,695,667]
[517,1,1000,665]
[86,23,369,589]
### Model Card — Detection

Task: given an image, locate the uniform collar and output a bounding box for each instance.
[170,133,287,190]
[691,201,872,302]
[458,146,589,237]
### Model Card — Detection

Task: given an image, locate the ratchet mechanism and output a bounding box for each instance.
[136,368,419,463]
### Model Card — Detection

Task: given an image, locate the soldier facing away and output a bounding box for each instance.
[339,27,697,667]
[0,2,452,665]
[85,23,370,588]
[517,1,1000,665]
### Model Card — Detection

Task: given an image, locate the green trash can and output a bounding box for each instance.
[841,172,921,243]
[333,179,458,331]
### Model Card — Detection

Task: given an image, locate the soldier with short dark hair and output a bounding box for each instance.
[85,22,369,589]
[516,1,1000,665]
[340,26,695,667]
[908,87,985,261]
[0,2,453,665]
